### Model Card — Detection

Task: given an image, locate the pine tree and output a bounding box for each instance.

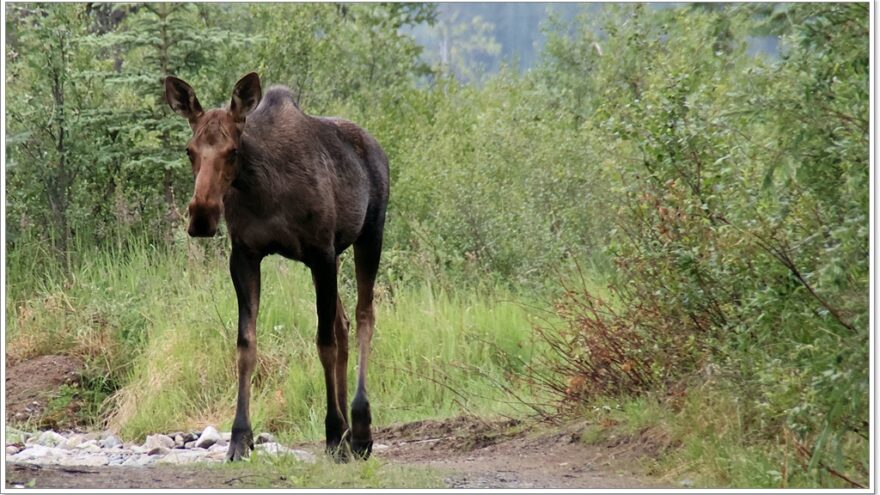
[91,3,249,240]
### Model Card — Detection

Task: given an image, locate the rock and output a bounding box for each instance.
[181,432,197,443]
[173,434,185,448]
[184,441,196,449]
[99,435,122,449]
[221,431,232,442]
[77,442,101,453]
[62,434,85,449]
[680,479,695,488]
[6,445,22,456]
[255,442,289,455]
[254,443,316,463]
[206,449,227,461]
[148,446,170,456]
[289,449,316,463]
[255,432,275,445]
[122,454,156,467]
[57,453,109,467]
[158,451,205,465]
[372,443,389,451]
[143,434,175,451]
[208,443,227,452]
[34,430,66,447]
[10,445,66,462]
[194,426,221,449]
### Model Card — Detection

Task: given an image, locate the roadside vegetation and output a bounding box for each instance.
[5,3,868,488]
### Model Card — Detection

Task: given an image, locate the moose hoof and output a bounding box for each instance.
[325,439,351,463]
[351,438,373,460]
[226,430,254,462]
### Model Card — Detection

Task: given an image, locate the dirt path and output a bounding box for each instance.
[373,416,662,489]
[5,416,663,489]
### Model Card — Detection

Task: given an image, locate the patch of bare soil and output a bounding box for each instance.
[373,416,666,489]
[4,416,666,489]
[5,355,85,430]
[4,463,289,489]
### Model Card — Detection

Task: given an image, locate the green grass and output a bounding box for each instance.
[6,235,539,442]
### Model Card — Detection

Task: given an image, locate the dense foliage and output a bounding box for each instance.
[5,3,869,488]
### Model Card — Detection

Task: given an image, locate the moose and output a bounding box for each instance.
[164,73,389,461]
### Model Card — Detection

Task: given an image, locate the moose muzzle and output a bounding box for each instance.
[187,201,221,237]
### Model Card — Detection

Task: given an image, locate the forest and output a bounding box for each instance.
[4,2,870,489]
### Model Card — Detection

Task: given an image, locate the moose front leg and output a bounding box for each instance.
[311,257,349,460]
[226,245,262,462]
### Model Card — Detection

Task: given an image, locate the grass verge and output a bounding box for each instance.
[575,388,868,489]
[6,236,539,441]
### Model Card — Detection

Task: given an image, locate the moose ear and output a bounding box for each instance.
[230,72,262,123]
[165,76,203,123]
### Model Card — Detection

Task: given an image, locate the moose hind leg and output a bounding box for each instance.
[312,257,349,459]
[334,293,350,425]
[351,238,381,459]
[226,246,261,462]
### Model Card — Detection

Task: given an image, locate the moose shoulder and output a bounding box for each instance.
[164,72,389,461]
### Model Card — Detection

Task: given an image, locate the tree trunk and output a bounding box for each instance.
[49,33,71,273]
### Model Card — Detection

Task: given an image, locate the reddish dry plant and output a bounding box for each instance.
[525,274,705,412]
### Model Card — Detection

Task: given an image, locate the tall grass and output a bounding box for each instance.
[5,234,538,441]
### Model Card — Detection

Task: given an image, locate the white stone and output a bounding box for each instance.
[255,442,289,455]
[143,434,175,451]
[289,449,316,463]
[35,430,66,447]
[6,445,22,456]
[254,443,316,463]
[77,439,99,450]
[58,453,109,467]
[158,451,206,465]
[99,435,122,449]
[206,450,227,461]
[220,431,232,442]
[122,454,156,467]
[10,445,66,462]
[194,426,221,449]
[62,434,85,449]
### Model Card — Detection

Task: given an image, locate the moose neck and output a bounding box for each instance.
[225,132,275,217]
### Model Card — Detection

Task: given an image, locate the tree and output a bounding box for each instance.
[90,3,250,240]
[6,3,94,270]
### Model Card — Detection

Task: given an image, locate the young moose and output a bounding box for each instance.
[164,73,388,461]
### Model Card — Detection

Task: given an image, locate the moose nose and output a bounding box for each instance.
[187,201,221,238]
